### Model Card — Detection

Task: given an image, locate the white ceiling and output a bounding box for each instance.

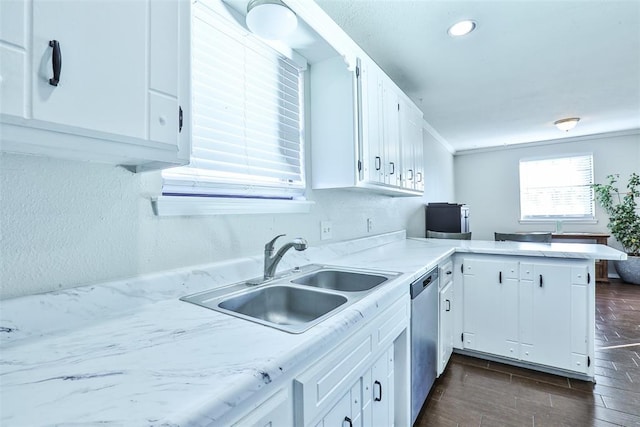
[314,0,640,152]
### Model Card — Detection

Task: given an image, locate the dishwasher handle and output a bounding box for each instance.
[422,275,433,288]
[410,267,439,299]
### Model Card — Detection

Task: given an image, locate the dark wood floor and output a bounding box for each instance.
[415,280,640,426]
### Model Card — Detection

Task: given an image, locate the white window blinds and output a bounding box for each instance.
[520,154,595,220]
[162,2,305,199]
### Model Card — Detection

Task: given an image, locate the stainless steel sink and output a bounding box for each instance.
[291,268,390,292]
[218,285,347,330]
[180,264,401,333]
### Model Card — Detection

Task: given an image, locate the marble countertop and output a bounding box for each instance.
[0,232,626,426]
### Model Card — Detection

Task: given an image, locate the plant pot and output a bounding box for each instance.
[613,256,640,285]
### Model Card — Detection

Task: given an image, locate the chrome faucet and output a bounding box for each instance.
[263,234,308,280]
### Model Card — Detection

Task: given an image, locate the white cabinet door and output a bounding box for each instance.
[310,52,421,196]
[399,98,423,191]
[382,79,400,187]
[413,120,424,193]
[320,388,353,427]
[31,0,147,138]
[522,262,591,373]
[371,347,394,427]
[360,58,385,185]
[438,281,454,376]
[0,0,27,118]
[462,257,519,357]
[1,0,189,171]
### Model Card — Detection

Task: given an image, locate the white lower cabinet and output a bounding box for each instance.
[460,254,594,377]
[519,261,591,373]
[462,257,518,358]
[294,295,409,427]
[314,346,395,427]
[437,259,454,376]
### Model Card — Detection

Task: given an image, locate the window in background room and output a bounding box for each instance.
[161,1,306,201]
[519,154,595,221]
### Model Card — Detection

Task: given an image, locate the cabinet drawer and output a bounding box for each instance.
[439,260,453,287]
[377,297,409,349]
[321,336,372,404]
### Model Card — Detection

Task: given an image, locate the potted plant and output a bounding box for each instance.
[592,172,640,284]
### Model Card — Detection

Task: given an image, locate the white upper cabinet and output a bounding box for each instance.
[360,59,384,185]
[400,96,424,192]
[310,54,423,196]
[0,0,190,172]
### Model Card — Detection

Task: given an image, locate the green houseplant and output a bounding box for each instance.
[592,172,640,284]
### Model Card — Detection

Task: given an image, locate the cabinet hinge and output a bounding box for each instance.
[355,66,360,78]
[587,272,591,284]
[179,106,183,133]
[357,160,362,172]
[461,264,464,274]
[588,356,591,367]
[461,333,464,342]
[397,103,400,111]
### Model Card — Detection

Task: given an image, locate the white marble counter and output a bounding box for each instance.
[0,232,626,426]
[410,237,628,261]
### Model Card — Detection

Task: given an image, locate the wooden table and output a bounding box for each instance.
[552,232,610,283]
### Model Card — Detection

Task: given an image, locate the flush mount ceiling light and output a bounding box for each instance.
[554,117,580,132]
[448,20,476,37]
[246,0,298,40]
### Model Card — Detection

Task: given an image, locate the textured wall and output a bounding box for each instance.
[1,144,452,299]
[454,132,640,242]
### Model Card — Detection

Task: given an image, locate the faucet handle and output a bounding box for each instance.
[265,234,286,251]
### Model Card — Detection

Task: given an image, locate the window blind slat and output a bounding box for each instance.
[520,154,595,220]
[162,2,305,199]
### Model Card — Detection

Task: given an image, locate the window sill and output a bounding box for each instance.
[519,219,599,225]
[151,196,314,217]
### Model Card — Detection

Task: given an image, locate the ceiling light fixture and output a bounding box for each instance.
[246,0,298,40]
[448,20,476,37]
[554,117,580,132]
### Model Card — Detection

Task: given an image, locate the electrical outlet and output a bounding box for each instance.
[320,221,333,240]
[367,218,374,233]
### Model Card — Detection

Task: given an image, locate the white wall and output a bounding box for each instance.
[422,126,455,204]
[0,150,443,299]
[454,131,640,243]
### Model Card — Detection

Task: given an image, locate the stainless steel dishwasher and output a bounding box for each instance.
[410,266,439,425]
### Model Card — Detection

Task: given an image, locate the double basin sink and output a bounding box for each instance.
[181,265,400,333]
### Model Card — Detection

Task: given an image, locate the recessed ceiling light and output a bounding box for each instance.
[448,20,476,37]
[554,117,580,132]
